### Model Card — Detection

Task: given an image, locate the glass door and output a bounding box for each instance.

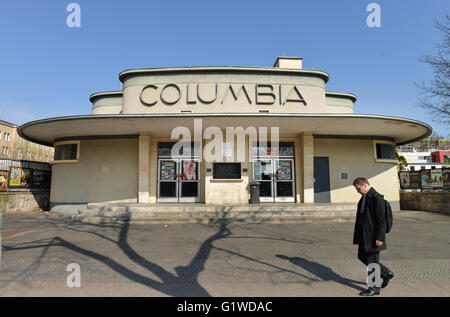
[179,159,200,202]
[253,158,295,202]
[158,159,178,202]
[253,159,274,202]
[274,159,295,202]
[158,158,200,202]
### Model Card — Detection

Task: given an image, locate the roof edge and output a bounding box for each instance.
[325,91,357,103]
[118,66,330,84]
[89,91,123,103]
[17,113,432,146]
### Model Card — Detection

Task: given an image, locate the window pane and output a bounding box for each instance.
[158,142,200,157]
[55,144,77,160]
[376,143,395,160]
[213,163,241,179]
[252,142,294,157]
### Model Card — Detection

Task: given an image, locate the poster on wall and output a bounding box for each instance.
[20,169,32,188]
[399,172,410,189]
[0,170,8,191]
[182,161,197,180]
[421,170,432,188]
[409,172,421,189]
[443,168,450,188]
[160,161,176,181]
[444,154,450,166]
[9,167,22,187]
[277,161,292,180]
[430,169,443,187]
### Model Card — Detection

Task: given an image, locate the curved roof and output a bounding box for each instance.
[118,66,330,83]
[325,91,357,103]
[89,91,123,103]
[18,113,431,147]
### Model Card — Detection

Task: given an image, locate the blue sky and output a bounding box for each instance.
[0,0,449,137]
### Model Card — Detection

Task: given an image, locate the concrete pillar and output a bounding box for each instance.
[302,132,314,203]
[138,133,151,203]
[294,137,302,203]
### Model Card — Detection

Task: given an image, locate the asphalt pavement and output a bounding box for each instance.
[0,210,449,297]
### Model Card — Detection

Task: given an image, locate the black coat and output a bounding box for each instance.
[353,187,387,253]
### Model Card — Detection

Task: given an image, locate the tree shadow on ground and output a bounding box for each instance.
[276,255,366,292]
[2,211,354,296]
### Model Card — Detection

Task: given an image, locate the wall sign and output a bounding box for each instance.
[140,83,307,107]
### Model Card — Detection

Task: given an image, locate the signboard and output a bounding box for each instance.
[430,169,443,187]
[9,167,21,187]
[421,169,443,188]
[160,161,176,181]
[182,161,197,180]
[444,154,450,166]
[0,171,8,191]
[277,160,292,180]
[409,172,421,189]
[21,169,32,188]
[140,83,307,107]
[399,172,410,189]
[443,168,450,188]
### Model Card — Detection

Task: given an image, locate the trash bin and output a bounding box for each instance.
[249,181,261,204]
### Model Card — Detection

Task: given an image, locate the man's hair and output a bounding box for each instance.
[353,177,370,187]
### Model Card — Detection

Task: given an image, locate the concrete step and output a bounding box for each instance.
[85,203,357,213]
[68,203,357,224]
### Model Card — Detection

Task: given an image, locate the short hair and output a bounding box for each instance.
[353,177,370,187]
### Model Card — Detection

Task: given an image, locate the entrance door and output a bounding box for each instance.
[158,158,200,202]
[314,157,331,203]
[253,158,295,202]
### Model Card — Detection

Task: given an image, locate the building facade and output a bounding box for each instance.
[18,57,432,211]
[0,120,54,162]
[399,151,449,171]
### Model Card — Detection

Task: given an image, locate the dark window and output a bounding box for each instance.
[158,142,200,157]
[54,144,77,160]
[410,166,415,171]
[213,163,241,179]
[252,142,294,157]
[376,143,395,160]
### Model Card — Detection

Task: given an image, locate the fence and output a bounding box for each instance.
[0,159,51,192]
[399,168,450,192]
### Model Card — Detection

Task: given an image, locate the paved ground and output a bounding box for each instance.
[0,210,449,297]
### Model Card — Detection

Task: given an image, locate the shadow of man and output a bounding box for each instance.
[276,255,366,292]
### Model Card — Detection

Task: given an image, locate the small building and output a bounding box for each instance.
[398,150,449,171]
[18,57,431,211]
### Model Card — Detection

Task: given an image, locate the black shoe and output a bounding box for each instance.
[381,272,394,289]
[359,288,380,296]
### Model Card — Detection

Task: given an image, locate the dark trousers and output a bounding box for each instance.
[357,243,391,282]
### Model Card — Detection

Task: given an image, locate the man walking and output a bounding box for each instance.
[353,177,394,296]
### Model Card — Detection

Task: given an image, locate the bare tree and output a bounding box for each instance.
[417,16,450,124]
